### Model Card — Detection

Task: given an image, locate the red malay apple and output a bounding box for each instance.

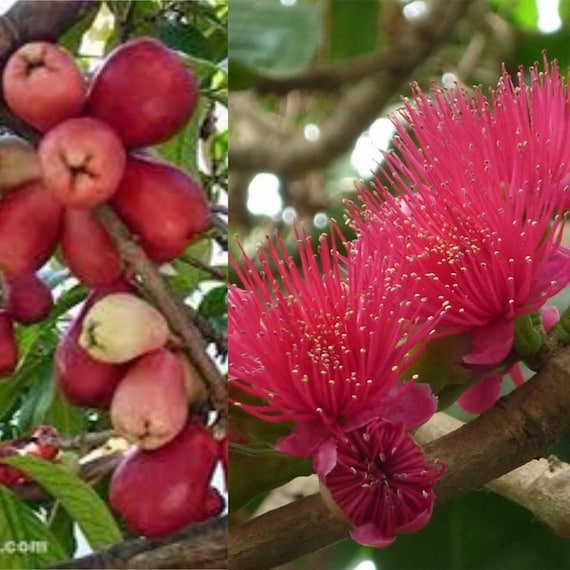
[60,208,122,287]
[39,117,126,208]
[109,424,219,538]
[111,156,211,262]
[2,41,86,132]
[86,37,199,148]
[5,273,53,324]
[110,348,188,449]
[56,285,131,408]
[0,181,62,277]
[0,312,18,377]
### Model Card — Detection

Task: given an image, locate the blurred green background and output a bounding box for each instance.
[229,0,570,568]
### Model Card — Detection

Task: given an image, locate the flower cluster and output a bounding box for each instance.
[229,58,570,546]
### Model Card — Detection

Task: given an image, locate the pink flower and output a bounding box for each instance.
[351,59,570,367]
[229,230,438,456]
[315,418,443,547]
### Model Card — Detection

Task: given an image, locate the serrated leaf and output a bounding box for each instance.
[2,455,122,550]
[0,486,67,569]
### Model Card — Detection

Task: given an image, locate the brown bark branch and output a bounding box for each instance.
[230,0,476,178]
[229,344,570,570]
[96,206,225,404]
[50,516,228,570]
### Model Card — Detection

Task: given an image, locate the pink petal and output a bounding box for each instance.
[275,419,326,457]
[531,246,570,297]
[379,381,438,429]
[457,374,503,414]
[509,363,525,388]
[463,318,514,366]
[351,523,396,548]
[313,439,337,478]
[540,305,560,331]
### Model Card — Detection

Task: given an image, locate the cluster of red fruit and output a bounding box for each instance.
[0,425,59,486]
[0,38,224,539]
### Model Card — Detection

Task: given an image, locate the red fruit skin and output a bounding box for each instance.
[197,487,225,521]
[28,425,59,461]
[111,156,211,263]
[0,181,63,277]
[0,312,18,377]
[39,117,126,208]
[110,348,188,450]
[2,41,86,132]
[0,445,26,486]
[110,424,219,539]
[56,284,131,408]
[61,208,122,287]
[86,37,199,148]
[5,273,53,324]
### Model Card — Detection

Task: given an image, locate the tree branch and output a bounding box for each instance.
[50,516,228,569]
[229,344,570,570]
[230,0,476,178]
[96,206,225,403]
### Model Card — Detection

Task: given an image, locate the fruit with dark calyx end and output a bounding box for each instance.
[109,424,219,539]
[56,285,131,408]
[2,41,86,132]
[39,117,126,208]
[0,311,18,377]
[0,445,26,486]
[198,487,225,521]
[111,156,211,262]
[60,208,122,287]
[0,135,41,192]
[110,348,188,450]
[5,273,52,324]
[79,292,169,363]
[86,37,199,148]
[178,353,208,408]
[0,181,62,277]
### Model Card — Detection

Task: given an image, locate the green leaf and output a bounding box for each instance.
[489,0,538,31]
[229,0,321,76]
[17,358,55,433]
[373,490,570,570]
[48,502,77,560]
[199,285,227,318]
[328,0,380,60]
[58,2,100,53]
[230,443,312,511]
[158,21,213,60]
[0,486,68,569]
[2,455,122,550]
[156,96,204,175]
[43,390,88,438]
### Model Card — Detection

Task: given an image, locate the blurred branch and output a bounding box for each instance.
[229,344,570,570]
[230,0,477,178]
[50,517,228,570]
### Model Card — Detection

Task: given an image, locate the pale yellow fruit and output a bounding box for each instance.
[0,135,41,192]
[79,293,169,363]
